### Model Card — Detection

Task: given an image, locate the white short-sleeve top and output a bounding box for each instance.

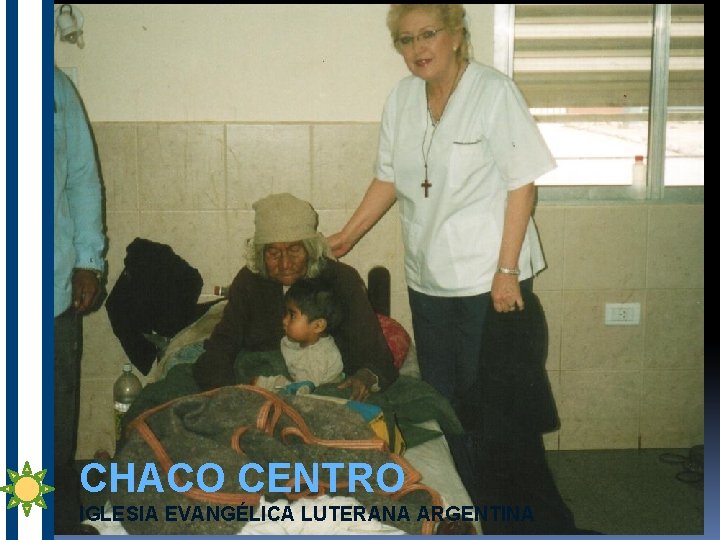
[375,62,555,297]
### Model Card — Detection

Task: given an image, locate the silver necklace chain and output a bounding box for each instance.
[421,112,438,196]
[421,61,467,198]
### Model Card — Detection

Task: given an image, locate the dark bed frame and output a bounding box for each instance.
[367,266,391,317]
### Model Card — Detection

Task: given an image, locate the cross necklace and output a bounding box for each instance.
[420,116,436,197]
[421,61,467,198]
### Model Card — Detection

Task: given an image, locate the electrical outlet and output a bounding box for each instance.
[605,303,641,326]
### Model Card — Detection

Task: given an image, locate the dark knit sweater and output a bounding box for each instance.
[192,260,398,391]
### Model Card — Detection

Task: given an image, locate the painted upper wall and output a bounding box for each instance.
[53,4,495,122]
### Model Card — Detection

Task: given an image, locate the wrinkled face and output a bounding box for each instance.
[264,241,308,286]
[396,9,459,83]
[283,299,318,345]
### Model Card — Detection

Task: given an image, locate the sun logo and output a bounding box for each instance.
[1,461,55,517]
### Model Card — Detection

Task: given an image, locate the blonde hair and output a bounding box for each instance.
[387,4,472,62]
[244,235,334,279]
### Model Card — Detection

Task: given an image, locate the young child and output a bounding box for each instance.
[257,279,344,394]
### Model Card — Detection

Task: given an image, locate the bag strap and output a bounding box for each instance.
[128,384,444,533]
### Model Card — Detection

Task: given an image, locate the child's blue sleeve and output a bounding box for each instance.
[279,380,316,395]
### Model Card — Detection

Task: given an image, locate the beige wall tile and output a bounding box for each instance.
[93,123,138,212]
[317,207,404,294]
[104,211,140,286]
[81,309,130,381]
[312,124,379,210]
[543,431,560,452]
[138,124,225,211]
[390,290,413,340]
[644,289,704,369]
[558,370,641,449]
[77,377,116,459]
[536,291,562,371]
[317,208,352,240]
[561,290,645,370]
[388,206,407,290]
[343,213,404,295]
[533,207,564,291]
[140,211,230,295]
[393,268,409,297]
[544,369,561,450]
[226,209,256,278]
[640,369,704,448]
[322,207,411,334]
[226,124,311,209]
[647,205,704,289]
[564,207,647,290]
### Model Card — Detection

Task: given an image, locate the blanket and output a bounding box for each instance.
[123,362,462,450]
[114,385,444,535]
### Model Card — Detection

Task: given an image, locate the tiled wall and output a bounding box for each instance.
[77,122,704,458]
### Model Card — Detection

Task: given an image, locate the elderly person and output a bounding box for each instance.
[192,193,397,400]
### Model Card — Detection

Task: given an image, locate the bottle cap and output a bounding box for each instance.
[123,363,133,373]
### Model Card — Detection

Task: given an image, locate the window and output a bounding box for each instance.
[665,4,704,187]
[496,4,703,198]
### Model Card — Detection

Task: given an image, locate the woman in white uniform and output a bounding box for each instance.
[330,4,551,409]
[329,4,587,535]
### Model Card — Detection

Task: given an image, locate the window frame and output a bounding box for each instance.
[494,4,704,203]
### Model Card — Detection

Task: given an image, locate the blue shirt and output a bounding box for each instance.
[54,67,105,316]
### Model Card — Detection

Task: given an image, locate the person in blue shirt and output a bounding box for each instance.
[54,66,106,535]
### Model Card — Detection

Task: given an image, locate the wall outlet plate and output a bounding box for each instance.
[605,303,641,325]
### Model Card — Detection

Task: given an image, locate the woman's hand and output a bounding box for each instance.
[491,272,524,313]
[328,179,397,259]
[327,231,353,259]
[493,183,535,313]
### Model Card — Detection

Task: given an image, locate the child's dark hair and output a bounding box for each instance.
[285,279,343,333]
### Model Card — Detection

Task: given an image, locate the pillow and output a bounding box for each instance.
[377,313,411,369]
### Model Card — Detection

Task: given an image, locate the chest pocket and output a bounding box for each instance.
[448,137,493,187]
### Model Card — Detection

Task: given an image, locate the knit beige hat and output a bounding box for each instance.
[252,193,319,244]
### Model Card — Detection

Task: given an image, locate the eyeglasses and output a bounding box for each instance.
[395,28,445,49]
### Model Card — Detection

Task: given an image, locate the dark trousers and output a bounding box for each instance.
[474,429,577,534]
[408,286,492,508]
[54,309,83,532]
[408,287,491,413]
[409,282,578,534]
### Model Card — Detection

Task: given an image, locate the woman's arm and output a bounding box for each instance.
[491,182,536,313]
[328,179,397,258]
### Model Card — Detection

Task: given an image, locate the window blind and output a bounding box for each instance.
[512,4,703,110]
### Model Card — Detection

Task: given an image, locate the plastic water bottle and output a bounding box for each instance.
[113,363,142,441]
[632,155,646,198]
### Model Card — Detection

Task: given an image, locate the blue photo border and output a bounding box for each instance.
[6,0,19,539]
[5,1,712,539]
[43,1,55,539]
